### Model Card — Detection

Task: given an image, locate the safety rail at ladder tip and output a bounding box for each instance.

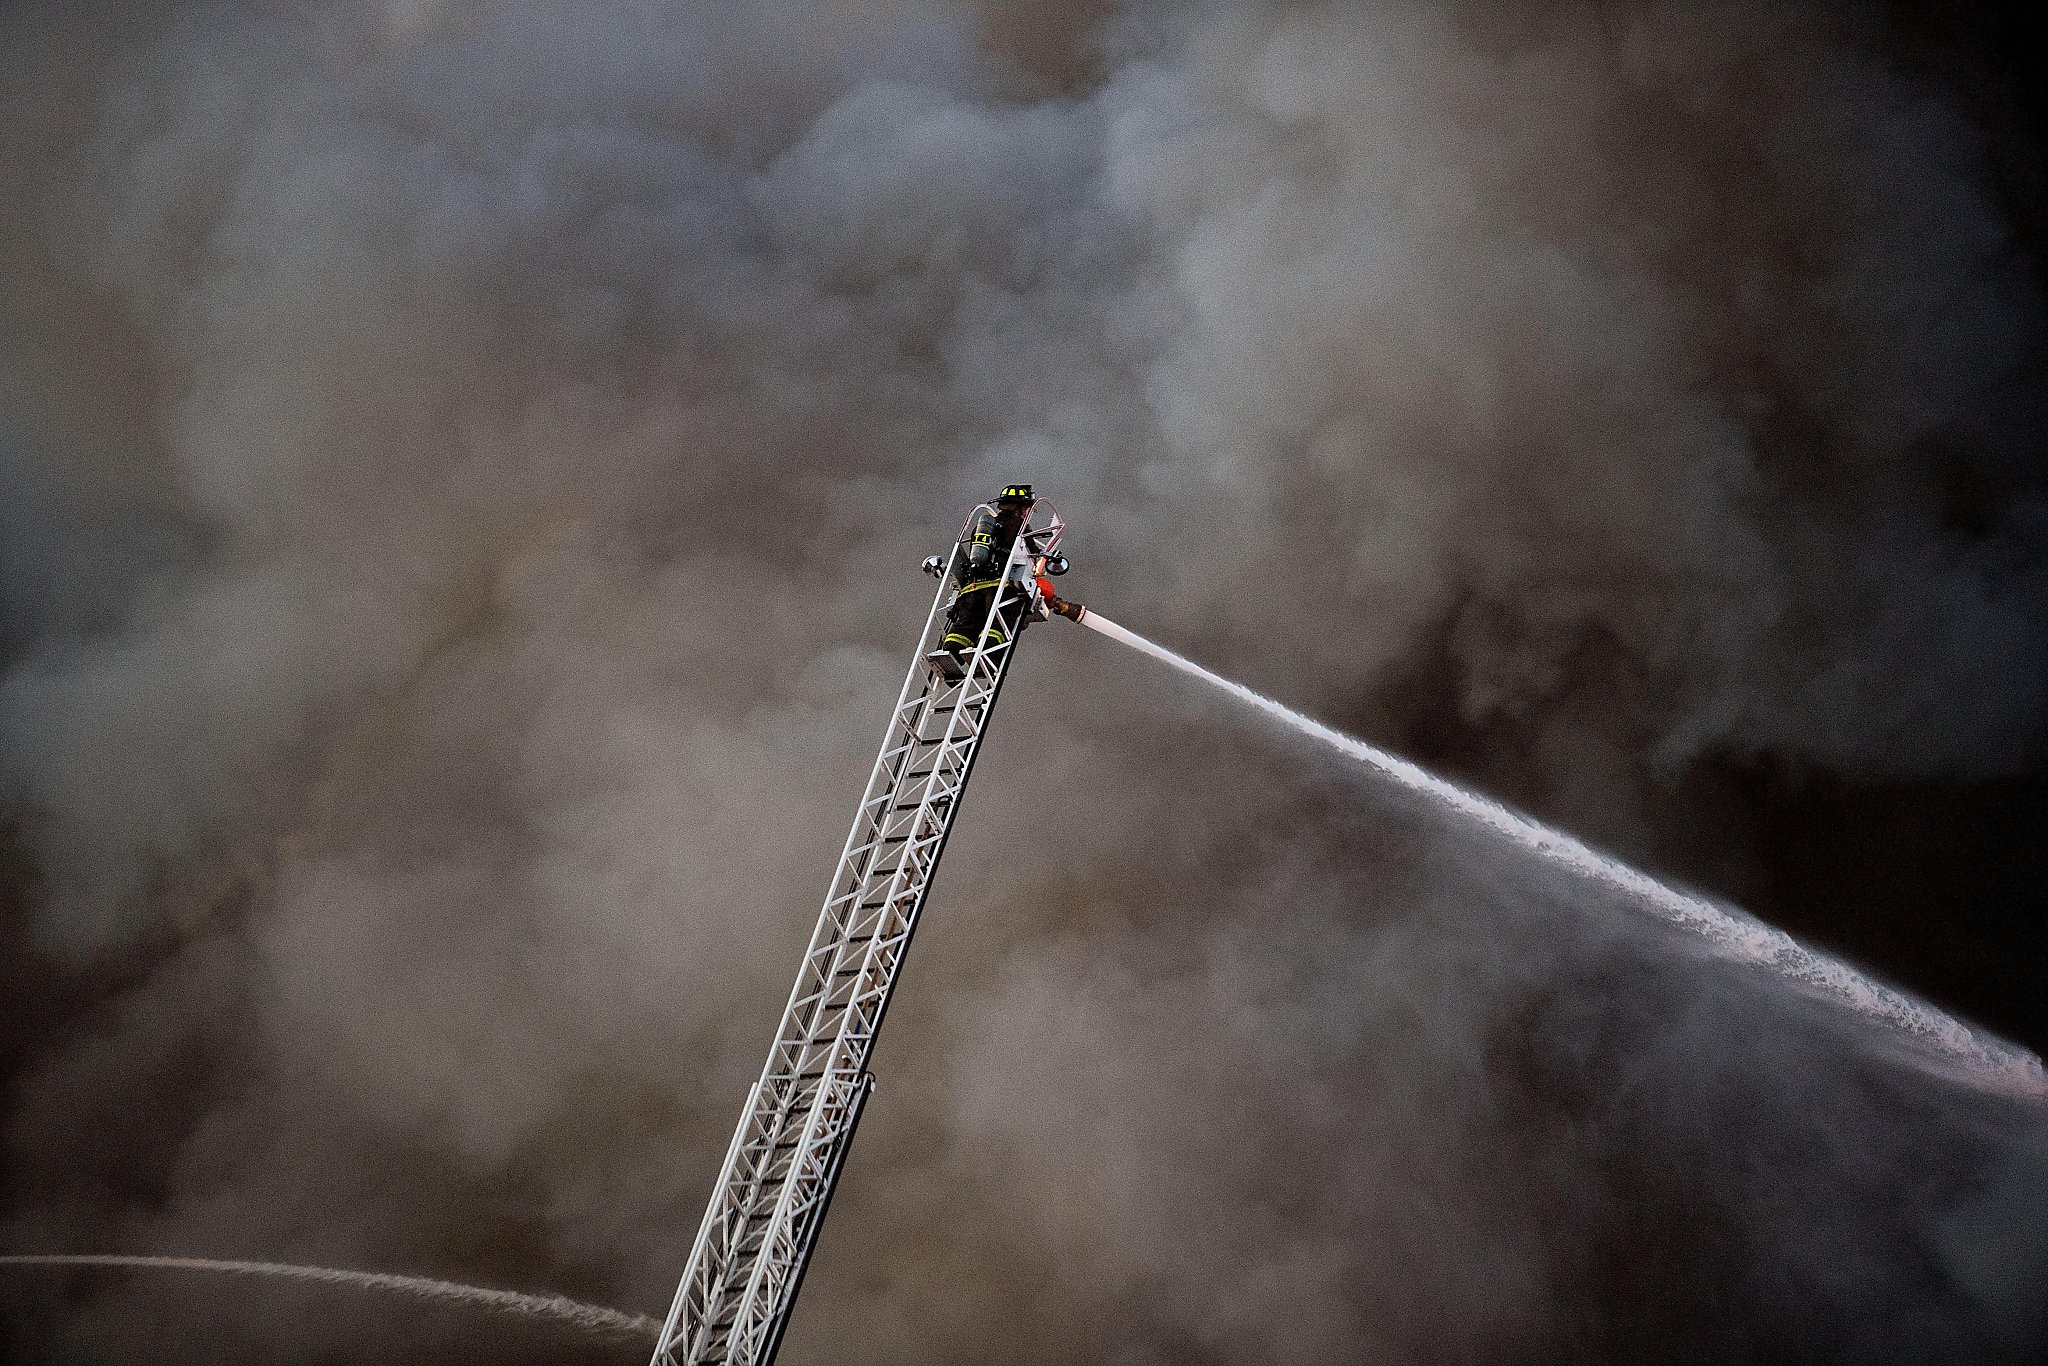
[650,486,1084,1366]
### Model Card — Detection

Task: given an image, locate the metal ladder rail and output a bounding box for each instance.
[675,590,1020,1362]
[709,564,1030,1363]
[680,656,991,1356]
[651,528,1038,1366]
[648,574,959,1366]
[674,686,958,1361]
[720,575,1030,1364]
[654,686,955,1361]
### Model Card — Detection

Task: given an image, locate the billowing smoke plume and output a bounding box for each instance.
[3,1,2045,1362]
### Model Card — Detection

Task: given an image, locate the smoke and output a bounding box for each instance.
[2,1,2045,1363]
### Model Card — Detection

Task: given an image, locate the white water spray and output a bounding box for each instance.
[0,1254,660,1340]
[1077,610,2045,1099]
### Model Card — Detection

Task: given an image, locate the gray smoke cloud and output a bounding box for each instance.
[3,0,2045,1362]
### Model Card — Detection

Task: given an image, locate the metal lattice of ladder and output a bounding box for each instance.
[650,501,1064,1366]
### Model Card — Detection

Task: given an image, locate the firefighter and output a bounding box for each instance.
[941,485,1034,665]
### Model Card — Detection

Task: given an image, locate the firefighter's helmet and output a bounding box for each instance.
[997,484,1033,505]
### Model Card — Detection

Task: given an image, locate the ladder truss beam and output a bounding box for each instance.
[649,510,1058,1366]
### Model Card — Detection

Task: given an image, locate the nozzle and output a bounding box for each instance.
[1046,593,1086,623]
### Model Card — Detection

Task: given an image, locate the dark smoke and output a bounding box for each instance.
[3,1,2045,1362]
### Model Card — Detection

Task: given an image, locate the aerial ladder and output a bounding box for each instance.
[649,491,1078,1366]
